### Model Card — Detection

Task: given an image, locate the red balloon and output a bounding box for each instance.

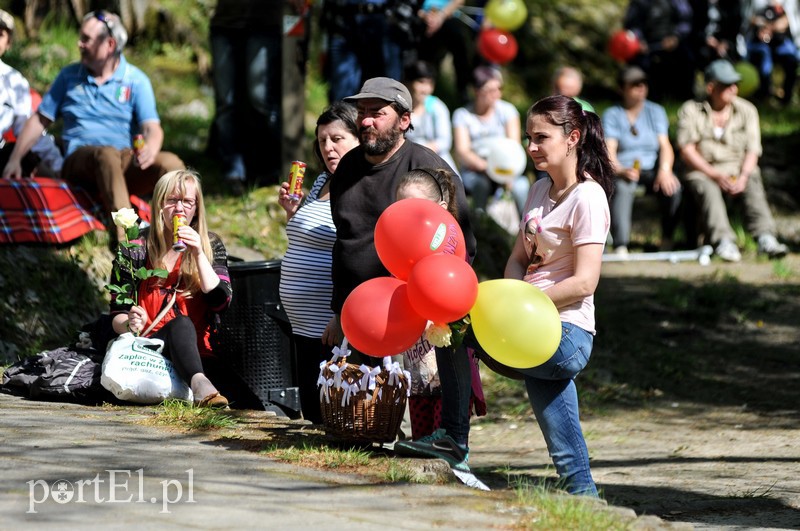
[608,30,641,62]
[477,28,518,65]
[375,198,466,281]
[407,254,479,324]
[341,277,428,357]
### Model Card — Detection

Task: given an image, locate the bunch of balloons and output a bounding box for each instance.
[477,0,527,65]
[341,199,477,356]
[341,198,564,370]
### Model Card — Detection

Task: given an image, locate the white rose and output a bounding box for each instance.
[424,321,452,348]
[111,208,139,229]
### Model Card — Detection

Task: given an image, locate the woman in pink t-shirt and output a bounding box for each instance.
[504,95,614,497]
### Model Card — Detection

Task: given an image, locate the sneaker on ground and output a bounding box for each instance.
[757,234,788,259]
[613,245,629,257]
[393,428,469,468]
[715,239,742,262]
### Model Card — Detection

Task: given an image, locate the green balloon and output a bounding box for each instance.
[485,0,528,32]
[734,62,760,98]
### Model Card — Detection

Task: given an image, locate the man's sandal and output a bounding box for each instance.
[195,392,229,409]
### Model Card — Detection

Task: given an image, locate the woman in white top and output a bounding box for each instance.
[453,65,530,213]
[404,60,458,173]
[277,102,359,423]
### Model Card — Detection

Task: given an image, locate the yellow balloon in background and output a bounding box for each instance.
[484,0,528,32]
[470,279,562,369]
[734,61,760,98]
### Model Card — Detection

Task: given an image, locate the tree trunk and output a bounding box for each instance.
[20,0,152,38]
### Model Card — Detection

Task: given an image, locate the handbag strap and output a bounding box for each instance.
[142,273,182,337]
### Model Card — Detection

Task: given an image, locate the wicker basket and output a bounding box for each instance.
[319,347,409,443]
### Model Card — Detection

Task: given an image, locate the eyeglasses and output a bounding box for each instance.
[93,10,115,37]
[165,197,197,209]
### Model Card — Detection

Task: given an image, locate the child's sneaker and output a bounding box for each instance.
[393,429,469,469]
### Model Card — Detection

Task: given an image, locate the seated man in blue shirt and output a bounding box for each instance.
[1,10,183,239]
[603,66,682,254]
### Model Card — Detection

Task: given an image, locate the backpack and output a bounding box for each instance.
[2,347,108,403]
[1,315,116,403]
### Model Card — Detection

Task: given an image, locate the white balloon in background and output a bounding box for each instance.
[486,137,527,184]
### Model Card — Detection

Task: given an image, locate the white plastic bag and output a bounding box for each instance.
[487,189,520,235]
[101,333,193,404]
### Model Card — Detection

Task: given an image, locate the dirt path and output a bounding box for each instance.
[468,251,800,529]
[469,405,800,529]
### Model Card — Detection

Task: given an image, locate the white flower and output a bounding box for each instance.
[424,322,452,348]
[111,208,139,229]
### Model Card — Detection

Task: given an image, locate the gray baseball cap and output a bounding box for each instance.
[344,77,412,113]
[705,60,741,84]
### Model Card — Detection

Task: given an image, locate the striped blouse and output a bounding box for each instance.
[279,173,336,338]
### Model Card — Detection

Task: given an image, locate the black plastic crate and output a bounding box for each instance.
[216,259,300,417]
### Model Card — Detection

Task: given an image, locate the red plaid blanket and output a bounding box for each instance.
[0,177,105,244]
[0,177,152,245]
[0,177,150,244]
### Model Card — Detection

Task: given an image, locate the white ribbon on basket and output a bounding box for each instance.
[316,360,327,387]
[328,363,344,390]
[319,377,334,404]
[331,338,351,362]
[359,364,381,392]
[386,359,404,387]
[342,382,361,407]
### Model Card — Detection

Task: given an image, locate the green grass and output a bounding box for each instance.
[261,441,372,469]
[513,478,631,530]
[148,398,240,430]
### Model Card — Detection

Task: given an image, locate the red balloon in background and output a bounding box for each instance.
[340,277,428,357]
[608,30,641,62]
[477,28,519,65]
[407,254,479,324]
[375,198,466,280]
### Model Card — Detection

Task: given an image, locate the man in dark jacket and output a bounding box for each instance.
[330,77,477,468]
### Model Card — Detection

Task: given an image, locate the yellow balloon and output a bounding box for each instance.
[485,0,528,32]
[470,279,561,369]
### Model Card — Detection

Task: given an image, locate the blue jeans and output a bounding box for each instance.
[211,29,281,180]
[516,322,598,497]
[327,13,402,103]
[435,343,472,447]
[747,38,798,102]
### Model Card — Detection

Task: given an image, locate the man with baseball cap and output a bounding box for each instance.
[676,59,787,261]
[329,77,477,468]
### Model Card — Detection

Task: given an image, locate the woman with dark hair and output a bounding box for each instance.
[503,95,614,496]
[277,101,360,423]
[110,169,232,408]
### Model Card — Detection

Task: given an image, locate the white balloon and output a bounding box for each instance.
[486,137,527,184]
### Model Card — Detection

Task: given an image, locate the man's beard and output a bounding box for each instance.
[361,123,403,156]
